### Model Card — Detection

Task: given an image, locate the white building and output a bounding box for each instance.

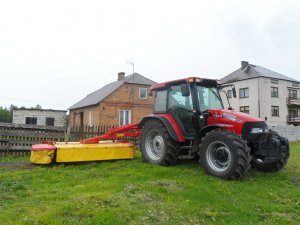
[220,61,300,126]
[13,109,67,127]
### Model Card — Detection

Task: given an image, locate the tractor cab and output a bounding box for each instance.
[151,77,224,139]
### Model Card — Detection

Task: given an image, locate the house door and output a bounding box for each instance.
[80,112,84,126]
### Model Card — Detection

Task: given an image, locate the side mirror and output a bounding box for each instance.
[181,84,190,96]
[232,87,236,98]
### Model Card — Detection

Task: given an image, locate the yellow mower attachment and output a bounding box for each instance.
[31,141,135,164]
[31,123,140,164]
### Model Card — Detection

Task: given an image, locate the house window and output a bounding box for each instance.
[46,117,54,126]
[240,106,250,114]
[26,117,37,125]
[239,88,249,98]
[288,89,297,99]
[227,90,232,98]
[271,79,279,84]
[139,88,147,99]
[292,82,299,87]
[288,108,298,117]
[88,111,92,127]
[271,87,278,97]
[271,106,279,117]
[119,110,131,126]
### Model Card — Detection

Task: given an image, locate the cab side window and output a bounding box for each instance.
[153,90,167,113]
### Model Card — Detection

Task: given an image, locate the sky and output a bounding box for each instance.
[1,0,300,111]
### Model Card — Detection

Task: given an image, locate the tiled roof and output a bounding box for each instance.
[69,73,156,110]
[221,62,299,84]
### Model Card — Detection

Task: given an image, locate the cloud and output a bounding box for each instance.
[0,0,299,110]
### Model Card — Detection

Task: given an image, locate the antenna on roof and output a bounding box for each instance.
[126,60,134,75]
[125,60,135,119]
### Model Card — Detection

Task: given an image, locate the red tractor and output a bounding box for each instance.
[138,77,290,179]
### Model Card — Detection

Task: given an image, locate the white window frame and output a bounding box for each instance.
[240,106,250,114]
[271,87,279,97]
[88,111,92,127]
[288,89,297,98]
[119,110,131,126]
[239,88,249,98]
[271,106,279,117]
[139,87,147,99]
[227,90,232,98]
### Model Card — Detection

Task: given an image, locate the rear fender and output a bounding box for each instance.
[139,114,185,142]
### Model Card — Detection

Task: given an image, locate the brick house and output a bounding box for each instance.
[69,72,157,127]
[13,109,67,127]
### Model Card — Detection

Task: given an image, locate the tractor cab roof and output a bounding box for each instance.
[151,77,221,91]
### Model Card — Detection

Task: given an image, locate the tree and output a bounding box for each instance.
[0,104,43,123]
[35,104,42,109]
[0,107,12,123]
[9,104,18,112]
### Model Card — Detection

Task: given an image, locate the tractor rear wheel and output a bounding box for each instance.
[199,129,251,180]
[140,120,179,166]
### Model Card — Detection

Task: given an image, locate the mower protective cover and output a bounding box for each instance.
[55,141,135,163]
[31,144,56,164]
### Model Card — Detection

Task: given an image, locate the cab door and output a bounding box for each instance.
[167,84,196,138]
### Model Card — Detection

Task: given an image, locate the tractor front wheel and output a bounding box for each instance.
[251,136,290,172]
[140,120,179,166]
[199,129,251,180]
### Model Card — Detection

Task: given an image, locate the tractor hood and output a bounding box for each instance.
[208,109,264,123]
[207,109,265,135]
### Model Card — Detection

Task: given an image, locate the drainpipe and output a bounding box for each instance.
[258,78,261,118]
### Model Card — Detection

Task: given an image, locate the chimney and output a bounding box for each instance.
[118,72,125,81]
[241,61,249,70]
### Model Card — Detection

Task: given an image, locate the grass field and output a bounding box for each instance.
[0,142,299,225]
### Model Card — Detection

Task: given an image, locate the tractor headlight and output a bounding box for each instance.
[250,127,269,134]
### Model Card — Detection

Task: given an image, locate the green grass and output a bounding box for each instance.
[0,143,300,225]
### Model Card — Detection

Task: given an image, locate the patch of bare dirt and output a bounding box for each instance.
[149,180,185,192]
[0,161,36,171]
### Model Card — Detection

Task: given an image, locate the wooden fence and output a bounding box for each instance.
[0,122,66,156]
[67,125,139,146]
[69,125,116,141]
[0,123,139,156]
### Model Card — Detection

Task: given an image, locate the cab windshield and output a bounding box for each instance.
[196,85,224,112]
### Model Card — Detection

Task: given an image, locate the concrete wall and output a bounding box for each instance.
[221,77,300,126]
[13,109,67,127]
[272,125,300,142]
